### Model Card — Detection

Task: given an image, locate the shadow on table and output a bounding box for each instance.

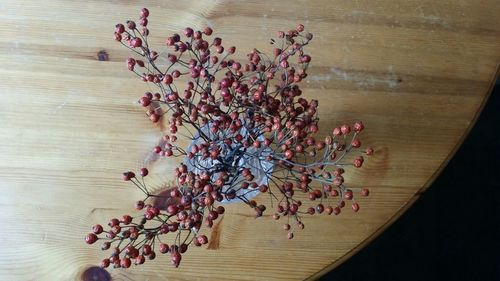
[321,84,500,281]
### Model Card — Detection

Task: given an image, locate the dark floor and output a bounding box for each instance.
[321,84,500,281]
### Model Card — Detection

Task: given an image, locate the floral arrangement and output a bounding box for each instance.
[85,8,373,269]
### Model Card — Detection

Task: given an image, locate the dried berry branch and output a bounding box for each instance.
[86,8,374,269]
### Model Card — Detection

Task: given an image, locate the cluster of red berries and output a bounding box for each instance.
[86,168,219,268]
[86,8,373,269]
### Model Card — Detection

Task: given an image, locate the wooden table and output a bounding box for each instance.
[0,1,498,280]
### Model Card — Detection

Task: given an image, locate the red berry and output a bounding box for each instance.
[101,258,110,268]
[213,37,222,46]
[353,156,364,168]
[208,210,218,220]
[197,235,208,245]
[184,27,194,37]
[351,139,361,148]
[193,30,202,39]
[139,96,151,107]
[160,243,169,254]
[171,252,182,267]
[140,8,149,18]
[316,204,324,214]
[341,124,351,134]
[339,200,346,208]
[121,215,133,224]
[101,242,111,250]
[166,37,175,46]
[361,188,370,197]
[120,257,131,268]
[352,202,360,212]
[301,55,311,63]
[333,127,342,136]
[353,121,364,132]
[130,38,142,48]
[92,224,103,234]
[135,255,145,265]
[163,74,173,84]
[203,27,213,35]
[148,251,157,260]
[170,188,181,197]
[135,200,145,210]
[115,24,125,34]
[216,206,225,214]
[108,218,120,227]
[153,146,162,153]
[127,21,136,29]
[140,167,149,177]
[149,113,160,123]
[167,205,179,215]
[142,244,152,255]
[85,233,98,244]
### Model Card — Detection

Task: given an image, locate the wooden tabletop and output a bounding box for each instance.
[1,1,498,280]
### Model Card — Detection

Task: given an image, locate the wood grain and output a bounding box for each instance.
[0,1,498,280]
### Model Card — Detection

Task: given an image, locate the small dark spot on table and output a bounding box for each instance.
[397,77,403,83]
[81,266,111,281]
[97,50,109,61]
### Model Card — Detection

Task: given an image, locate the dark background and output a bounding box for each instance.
[321,82,500,281]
